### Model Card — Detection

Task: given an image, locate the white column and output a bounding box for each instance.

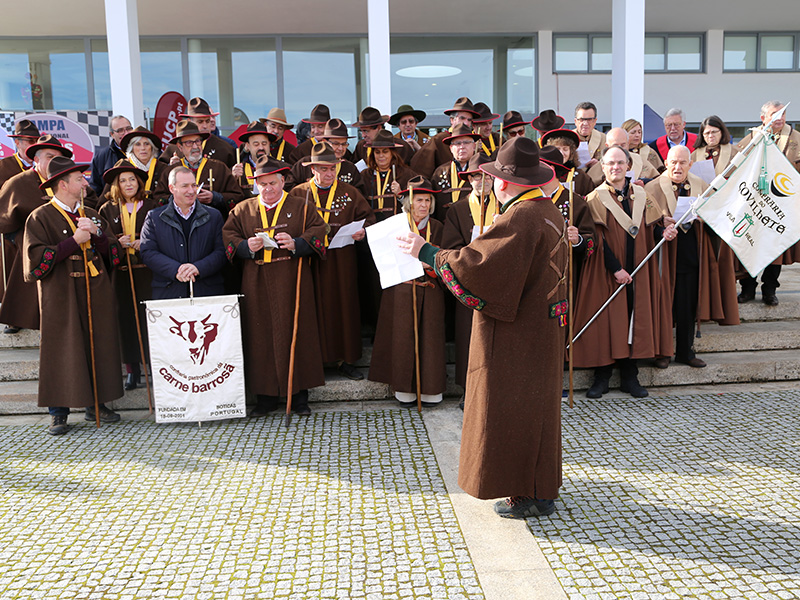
[537,31,559,113]
[367,0,392,114]
[104,0,144,125]
[611,0,645,126]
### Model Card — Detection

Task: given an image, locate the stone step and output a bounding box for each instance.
[738,296,800,322]
[0,328,40,349]
[694,320,800,352]
[0,348,40,381]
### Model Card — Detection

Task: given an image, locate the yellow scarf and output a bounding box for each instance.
[500,188,544,214]
[310,179,339,246]
[50,200,100,276]
[274,139,286,161]
[407,211,431,243]
[37,171,54,198]
[14,153,27,172]
[119,201,140,255]
[468,190,497,229]
[450,162,462,205]
[375,170,391,210]
[181,157,209,185]
[480,133,496,156]
[257,191,288,263]
[144,159,157,192]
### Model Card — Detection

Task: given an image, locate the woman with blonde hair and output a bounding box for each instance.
[622,118,664,172]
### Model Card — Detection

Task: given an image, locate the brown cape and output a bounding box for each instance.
[222,194,328,395]
[431,161,471,222]
[434,195,568,500]
[289,158,364,195]
[409,131,452,179]
[160,134,236,169]
[23,202,123,407]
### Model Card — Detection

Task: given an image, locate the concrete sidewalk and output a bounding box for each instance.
[2,384,800,599]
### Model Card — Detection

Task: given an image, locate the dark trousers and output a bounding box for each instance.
[674,270,699,361]
[256,390,309,410]
[48,404,109,416]
[741,264,781,295]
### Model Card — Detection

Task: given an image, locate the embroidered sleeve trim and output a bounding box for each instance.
[585,237,595,257]
[437,262,485,310]
[109,242,121,267]
[549,299,569,327]
[31,247,56,280]
[225,241,237,262]
[310,236,326,258]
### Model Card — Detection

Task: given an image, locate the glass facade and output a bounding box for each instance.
[724,33,799,72]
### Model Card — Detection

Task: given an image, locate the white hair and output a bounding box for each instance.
[664,108,685,122]
[761,100,784,117]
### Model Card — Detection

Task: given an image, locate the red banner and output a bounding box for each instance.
[153,91,187,152]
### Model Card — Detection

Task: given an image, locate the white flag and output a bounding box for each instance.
[695,135,800,276]
[145,294,246,423]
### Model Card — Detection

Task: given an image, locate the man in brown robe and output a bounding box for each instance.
[400,137,569,519]
[231,121,276,197]
[261,108,296,162]
[501,111,529,142]
[289,119,363,193]
[289,143,375,380]
[409,97,481,179]
[223,155,327,416]
[288,104,356,164]
[351,107,415,166]
[389,104,429,151]
[573,146,667,398]
[155,120,244,217]
[587,128,659,187]
[0,119,40,300]
[471,102,501,158]
[23,156,124,435]
[736,101,800,305]
[0,136,98,333]
[431,124,480,221]
[646,146,739,368]
[160,97,236,168]
[573,101,606,168]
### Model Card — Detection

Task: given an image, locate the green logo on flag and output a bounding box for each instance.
[733,213,754,238]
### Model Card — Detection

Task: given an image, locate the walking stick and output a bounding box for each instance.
[285,192,310,427]
[79,190,101,428]
[567,170,575,409]
[412,281,422,413]
[119,202,153,413]
[1,233,7,294]
[479,174,487,235]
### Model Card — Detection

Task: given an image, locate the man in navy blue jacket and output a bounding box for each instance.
[140,166,226,299]
[89,115,132,195]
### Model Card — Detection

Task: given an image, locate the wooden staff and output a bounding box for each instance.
[499,121,504,147]
[567,169,575,409]
[1,233,7,293]
[119,201,153,413]
[412,281,422,413]
[79,190,100,428]
[392,164,398,216]
[479,174,487,235]
[285,191,310,427]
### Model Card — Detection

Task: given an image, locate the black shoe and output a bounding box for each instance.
[3,326,20,334]
[48,415,69,436]
[337,362,364,380]
[250,396,278,417]
[458,395,465,411]
[676,356,707,368]
[737,290,756,304]
[398,401,416,409]
[653,357,670,369]
[85,405,121,423]
[620,379,649,398]
[763,293,779,306]
[421,401,441,408]
[586,379,609,399]
[493,496,556,519]
[292,403,312,416]
[124,373,138,391]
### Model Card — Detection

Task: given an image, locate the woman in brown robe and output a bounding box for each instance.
[691,115,739,176]
[622,118,665,172]
[540,129,595,196]
[99,127,168,205]
[99,160,157,390]
[369,176,446,407]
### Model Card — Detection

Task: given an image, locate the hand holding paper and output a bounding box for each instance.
[328,219,366,249]
[366,213,424,288]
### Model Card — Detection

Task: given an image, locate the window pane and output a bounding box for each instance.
[644,37,665,71]
[667,36,701,71]
[554,37,588,72]
[0,39,86,110]
[140,39,183,121]
[283,37,363,130]
[507,44,536,114]
[724,35,757,70]
[188,38,277,131]
[760,35,794,70]
[91,39,111,110]
[590,36,612,72]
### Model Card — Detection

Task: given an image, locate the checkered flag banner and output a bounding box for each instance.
[0,110,113,149]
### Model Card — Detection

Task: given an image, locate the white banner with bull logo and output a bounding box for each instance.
[145,295,246,423]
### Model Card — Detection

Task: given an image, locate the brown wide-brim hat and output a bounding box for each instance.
[388,104,426,126]
[103,159,147,185]
[539,146,571,174]
[400,175,437,195]
[260,107,294,129]
[9,119,40,139]
[502,111,527,131]
[239,120,277,143]
[320,118,353,139]
[350,107,389,128]
[458,153,495,180]
[179,97,219,117]
[120,126,161,153]
[170,120,210,144]
[531,109,566,133]
[25,135,73,161]
[444,96,480,118]
[39,156,90,191]
[540,128,581,148]
[443,123,482,145]
[302,104,331,124]
[301,142,342,167]
[472,102,500,123]
[367,129,404,148]
[479,137,555,188]
[247,155,291,180]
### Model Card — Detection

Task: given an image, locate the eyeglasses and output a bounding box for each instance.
[327,141,349,148]
[506,129,526,138]
[112,126,134,134]
[575,117,596,123]
[451,140,475,147]
[178,139,204,147]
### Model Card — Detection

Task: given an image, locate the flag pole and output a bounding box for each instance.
[570,115,781,347]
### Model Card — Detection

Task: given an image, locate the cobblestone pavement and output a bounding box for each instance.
[0,411,483,600]
[529,390,800,600]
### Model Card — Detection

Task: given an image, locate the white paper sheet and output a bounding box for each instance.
[255,232,280,249]
[328,218,366,249]
[577,142,592,169]
[690,158,716,184]
[366,213,424,289]
[354,159,368,172]
[675,196,697,225]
